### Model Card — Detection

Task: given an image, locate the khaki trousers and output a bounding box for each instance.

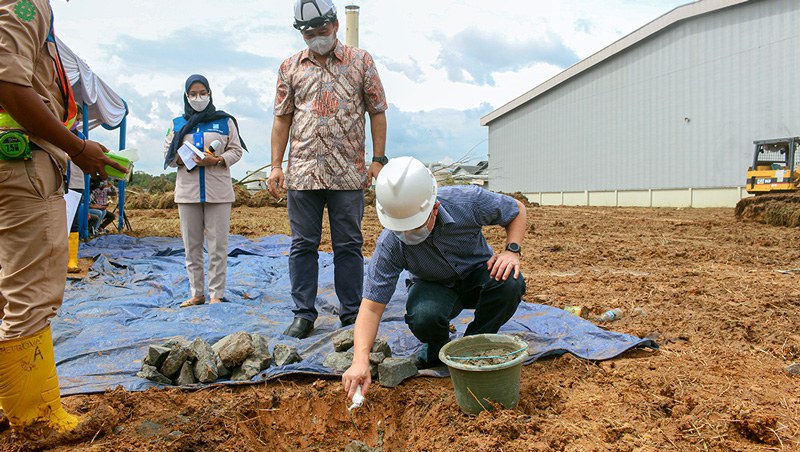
[178,202,231,300]
[0,151,67,339]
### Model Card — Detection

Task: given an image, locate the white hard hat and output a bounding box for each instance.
[375,157,438,231]
[294,0,337,31]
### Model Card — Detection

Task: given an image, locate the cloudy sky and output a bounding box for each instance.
[50,0,687,180]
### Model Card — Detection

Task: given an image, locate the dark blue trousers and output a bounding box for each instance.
[405,265,526,364]
[287,189,364,323]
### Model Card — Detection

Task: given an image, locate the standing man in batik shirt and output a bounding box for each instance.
[268,0,388,339]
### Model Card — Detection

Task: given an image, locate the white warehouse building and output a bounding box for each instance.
[481,0,799,208]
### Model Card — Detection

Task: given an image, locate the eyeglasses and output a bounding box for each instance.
[294,0,336,31]
[294,14,334,31]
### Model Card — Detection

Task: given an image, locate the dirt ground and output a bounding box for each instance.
[3,202,800,451]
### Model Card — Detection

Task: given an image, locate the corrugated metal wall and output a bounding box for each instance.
[487,0,800,193]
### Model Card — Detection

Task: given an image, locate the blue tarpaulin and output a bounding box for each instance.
[56,235,657,396]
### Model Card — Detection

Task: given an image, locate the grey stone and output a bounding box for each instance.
[371,338,392,359]
[215,354,231,379]
[344,440,384,452]
[252,333,270,356]
[323,351,353,371]
[230,354,272,381]
[786,363,800,376]
[163,338,187,349]
[217,332,254,368]
[378,357,417,387]
[368,352,386,365]
[273,343,303,366]
[211,334,234,355]
[160,345,190,378]
[174,361,196,386]
[333,329,355,352]
[143,345,171,368]
[137,364,172,385]
[190,337,218,383]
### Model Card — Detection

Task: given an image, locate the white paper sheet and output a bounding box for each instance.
[177,142,206,171]
[65,190,82,234]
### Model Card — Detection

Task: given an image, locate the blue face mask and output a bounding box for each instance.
[394,223,431,245]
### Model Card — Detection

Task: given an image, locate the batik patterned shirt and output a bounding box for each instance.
[274,40,387,190]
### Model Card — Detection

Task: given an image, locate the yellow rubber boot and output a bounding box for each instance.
[0,325,80,439]
[67,232,80,273]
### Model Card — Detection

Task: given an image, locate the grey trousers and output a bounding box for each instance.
[178,202,231,299]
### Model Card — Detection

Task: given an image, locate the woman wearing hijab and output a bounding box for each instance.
[164,74,246,307]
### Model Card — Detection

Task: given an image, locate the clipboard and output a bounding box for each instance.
[177,142,206,171]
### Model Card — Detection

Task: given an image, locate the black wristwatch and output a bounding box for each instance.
[505,242,521,255]
[372,155,388,165]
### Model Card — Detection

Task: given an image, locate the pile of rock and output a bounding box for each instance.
[137,331,303,386]
[323,329,417,387]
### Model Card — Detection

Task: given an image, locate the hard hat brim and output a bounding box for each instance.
[376,196,436,232]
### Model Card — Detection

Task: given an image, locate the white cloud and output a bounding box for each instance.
[49,0,690,179]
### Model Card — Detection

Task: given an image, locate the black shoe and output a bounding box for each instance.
[283,318,314,339]
[412,344,443,369]
[341,316,356,327]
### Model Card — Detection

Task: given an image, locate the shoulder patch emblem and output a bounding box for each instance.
[14,0,37,23]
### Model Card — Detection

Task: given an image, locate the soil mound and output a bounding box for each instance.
[734,192,800,226]
[153,191,177,209]
[233,185,251,207]
[248,190,286,208]
[126,193,152,209]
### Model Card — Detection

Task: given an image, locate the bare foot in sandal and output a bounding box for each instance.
[209,298,223,304]
[180,296,205,308]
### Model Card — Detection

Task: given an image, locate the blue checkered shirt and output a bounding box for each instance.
[364,185,520,304]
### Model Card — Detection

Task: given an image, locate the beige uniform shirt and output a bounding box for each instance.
[163,118,244,204]
[0,0,69,170]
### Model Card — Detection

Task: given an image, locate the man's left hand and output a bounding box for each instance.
[487,251,521,281]
[367,162,383,186]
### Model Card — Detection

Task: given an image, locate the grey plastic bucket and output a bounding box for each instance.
[438,333,529,415]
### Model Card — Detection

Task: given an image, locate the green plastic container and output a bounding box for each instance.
[439,334,529,415]
[105,152,133,182]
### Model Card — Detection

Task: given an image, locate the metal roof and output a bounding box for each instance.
[480,0,750,126]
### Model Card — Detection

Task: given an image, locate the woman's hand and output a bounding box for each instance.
[192,152,222,167]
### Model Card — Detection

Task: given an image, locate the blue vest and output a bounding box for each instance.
[172,117,229,203]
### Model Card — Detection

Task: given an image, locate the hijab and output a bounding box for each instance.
[164,74,248,169]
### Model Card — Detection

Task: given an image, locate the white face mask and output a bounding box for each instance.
[304,34,336,55]
[187,95,210,112]
[394,223,431,246]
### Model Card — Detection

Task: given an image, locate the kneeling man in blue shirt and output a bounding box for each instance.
[342,156,527,398]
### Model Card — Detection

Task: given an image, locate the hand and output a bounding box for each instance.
[192,153,220,167]
[366,162,383,186]
[267,167,285,199]
[72,140,127,180]
[487,251,521,281]
[342,360,372,400]
[100,206,107,211]
[176,155,184,166]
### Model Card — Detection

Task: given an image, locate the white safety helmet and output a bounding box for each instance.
[375,157,438,231]
[294,0,337,31]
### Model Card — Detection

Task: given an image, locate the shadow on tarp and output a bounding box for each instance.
[57,234,657,396]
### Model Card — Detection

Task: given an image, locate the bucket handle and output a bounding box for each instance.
[448,344,529,361]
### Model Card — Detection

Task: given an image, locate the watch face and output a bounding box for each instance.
[507,243,521,253]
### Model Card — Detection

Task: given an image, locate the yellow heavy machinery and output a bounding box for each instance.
[745,137,800,194]
[737,137,800,225]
